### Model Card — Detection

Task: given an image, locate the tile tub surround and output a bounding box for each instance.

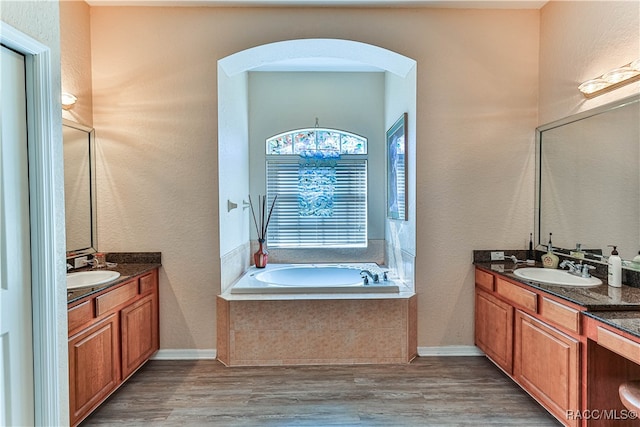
[217,296,417,366]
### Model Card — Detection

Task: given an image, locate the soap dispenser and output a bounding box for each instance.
[541,233,559,269]
[607,245,622,288]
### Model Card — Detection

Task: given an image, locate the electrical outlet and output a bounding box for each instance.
[490,251,505,261]
[74,256,89,269]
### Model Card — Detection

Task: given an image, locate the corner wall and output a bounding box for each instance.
[539,1,640,124]
[385,67,417,288]
[60,0,93,127]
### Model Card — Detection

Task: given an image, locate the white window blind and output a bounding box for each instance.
[266,159,367,248]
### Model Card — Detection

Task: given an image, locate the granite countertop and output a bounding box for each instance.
[475,261,640,311]
[583,311,640,340]
[67,255,161,304]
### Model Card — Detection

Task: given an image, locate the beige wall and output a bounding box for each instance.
[89,6,539,350]
[539,1,640,124]
[60,0,93,127]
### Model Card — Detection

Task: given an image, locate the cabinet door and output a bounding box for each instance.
[475,288,514,374]
[69,313,120,426]
[121,292,159,379]
[514,310,579,427]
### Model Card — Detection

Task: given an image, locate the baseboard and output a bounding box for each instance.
[152,349,217,360]
[151,347,482,360]
[417,346,484,357]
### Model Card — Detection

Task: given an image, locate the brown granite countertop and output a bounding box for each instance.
[475,261,640,311]
[583,311,640,340]
[67,263,161,304]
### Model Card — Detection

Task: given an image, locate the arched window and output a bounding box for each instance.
[265,128,368,248]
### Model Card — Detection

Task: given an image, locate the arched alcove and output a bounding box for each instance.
[218,38,417,293]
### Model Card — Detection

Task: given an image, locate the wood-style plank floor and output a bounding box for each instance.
[82,356,561,426]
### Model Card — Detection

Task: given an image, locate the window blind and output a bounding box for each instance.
[266,159,367,248]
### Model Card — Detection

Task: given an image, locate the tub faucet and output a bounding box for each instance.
[360,270,379,284]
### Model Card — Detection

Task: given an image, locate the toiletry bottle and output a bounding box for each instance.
[541,233,559,269]
[570,243,585,259]
[607,245,622,287]
[527,233,534,260]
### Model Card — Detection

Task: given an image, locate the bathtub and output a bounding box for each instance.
[230,263,401,294]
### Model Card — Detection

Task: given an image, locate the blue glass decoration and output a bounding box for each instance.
[267,128,367,155]
[298,151,340,217]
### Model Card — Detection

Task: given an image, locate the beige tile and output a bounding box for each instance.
[224,297,415,366]
[216,297,230,364]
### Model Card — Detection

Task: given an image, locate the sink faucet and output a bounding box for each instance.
[560,260,595,278]
[560,259,579,273]
[360,270,379,284]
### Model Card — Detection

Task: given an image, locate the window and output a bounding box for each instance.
[266,128,368,248]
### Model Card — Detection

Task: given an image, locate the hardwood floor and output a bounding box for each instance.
[82,356,560,426]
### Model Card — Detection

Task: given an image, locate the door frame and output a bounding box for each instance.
[1,22,68,426]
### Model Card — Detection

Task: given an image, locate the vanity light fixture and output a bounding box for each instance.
[579,59,640,98]
[61,92,77,110]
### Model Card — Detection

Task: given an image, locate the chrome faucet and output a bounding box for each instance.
[560,259,579,273]
[560,260,595,278]
[578,264,596,278]
[360,270,379,284]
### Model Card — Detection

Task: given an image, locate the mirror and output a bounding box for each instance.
[63,119,97,256]
[536,95,640,264]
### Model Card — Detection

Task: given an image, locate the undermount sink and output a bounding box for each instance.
[67,270,121,289]
[513,267,602,287]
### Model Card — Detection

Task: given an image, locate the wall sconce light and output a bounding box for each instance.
[578,59,640,98]
[61,92,77,110]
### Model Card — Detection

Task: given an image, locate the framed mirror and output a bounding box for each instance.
[536,94,640,265]
[63,119,97,257]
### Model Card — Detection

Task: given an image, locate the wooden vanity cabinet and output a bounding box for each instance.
[475,288,514,374]
[475,267,582,427]
[514,310,580,425]
[68,313,120,424]
[68,269,159,426]
[121,291,158,379]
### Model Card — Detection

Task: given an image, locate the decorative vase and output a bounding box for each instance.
[254,239,268,268]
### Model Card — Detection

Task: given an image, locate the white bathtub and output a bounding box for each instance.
[230,263,401,294]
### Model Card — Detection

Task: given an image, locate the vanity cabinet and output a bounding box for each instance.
[514,310,580,424]
[68,313,120,423]
[474,267,582,427]
[475,288,514,373]
[68,268,159,426]
[121,292,158,379]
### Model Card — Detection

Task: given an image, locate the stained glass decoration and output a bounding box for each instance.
[267,133,293,154]
[266,128,367,155]
[298,151,340,217]
[341,134,366,154]
[294,131,316,154]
